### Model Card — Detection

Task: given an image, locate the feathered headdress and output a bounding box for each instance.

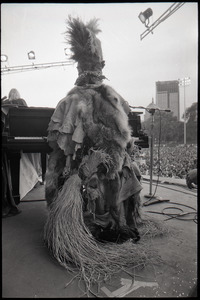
[65,16,106,85]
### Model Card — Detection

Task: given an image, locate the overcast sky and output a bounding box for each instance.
[1,2,198,120]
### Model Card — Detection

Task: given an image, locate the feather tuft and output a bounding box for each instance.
[65,16,103,65]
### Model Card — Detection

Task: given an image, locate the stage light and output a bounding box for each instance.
[138,8,153,27]
[1,54,8,62]
[64,47,71,57]
[178,77,191,145]
[28,51,35,60]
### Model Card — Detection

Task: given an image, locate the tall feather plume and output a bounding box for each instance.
[65,16,103,64]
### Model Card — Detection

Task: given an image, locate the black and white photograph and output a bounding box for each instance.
[1,2,198,298]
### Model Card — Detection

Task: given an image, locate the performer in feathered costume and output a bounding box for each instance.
[45,16,142,248]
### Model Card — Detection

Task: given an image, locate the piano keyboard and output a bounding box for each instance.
[14,136,47,140]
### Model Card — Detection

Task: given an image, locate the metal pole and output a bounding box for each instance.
[184,81,186,145]
[149,114,154,196]
[142,106,170,202]
[144,110,156,198]
[178,77,190,145]
[149,136,153,195]
[1,60,73,74]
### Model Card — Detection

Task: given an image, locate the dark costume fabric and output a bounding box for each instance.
[45,83,143,237]
[45,16,143,243]
[47,84,131,172]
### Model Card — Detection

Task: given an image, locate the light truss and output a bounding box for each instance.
[1,60,73,75]
[140,2,186,40]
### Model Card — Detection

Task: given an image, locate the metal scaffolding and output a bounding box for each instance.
[140,2,186,40]
[1,60,73,75]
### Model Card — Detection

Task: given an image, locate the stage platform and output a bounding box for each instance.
[2,176,197,298]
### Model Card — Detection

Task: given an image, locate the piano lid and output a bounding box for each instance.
[7,107,55,137]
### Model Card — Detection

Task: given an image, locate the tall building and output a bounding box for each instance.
[156,80,180,120]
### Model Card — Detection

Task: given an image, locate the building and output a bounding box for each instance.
[156,80,180,120]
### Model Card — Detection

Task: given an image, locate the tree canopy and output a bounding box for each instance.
[142,102,197,144]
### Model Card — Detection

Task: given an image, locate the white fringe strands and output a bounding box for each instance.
[44,174,172,293]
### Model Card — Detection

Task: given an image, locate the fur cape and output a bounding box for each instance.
[44,83,145,289]
[47,83,132,178]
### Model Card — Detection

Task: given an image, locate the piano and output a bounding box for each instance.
[2,106,148,204]
[2,106,54,204]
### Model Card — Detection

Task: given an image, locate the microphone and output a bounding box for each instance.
[158,109,171,112]
[129,105,171,113]
[129,106,145,109]
[148,108,171,113]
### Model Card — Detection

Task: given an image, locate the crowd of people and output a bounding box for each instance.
[133,144,197,179]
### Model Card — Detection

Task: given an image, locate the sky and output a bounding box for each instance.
[1,2,198,120]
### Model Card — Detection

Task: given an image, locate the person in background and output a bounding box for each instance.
[2,89,28,132]
[2,89,26,217]
[9,88,28,106]
[2,88,28,106]
[186,168,197,189]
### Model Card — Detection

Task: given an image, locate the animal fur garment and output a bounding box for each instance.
[44,16,173,293]
[46,84,132,181]
[45,83,143,241]
[45,16,142,242]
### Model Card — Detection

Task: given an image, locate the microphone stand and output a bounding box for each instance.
[144,108,159,200]
[143,108,171,204]
[129,105,171,204]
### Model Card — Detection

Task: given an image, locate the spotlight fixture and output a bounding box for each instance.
[28,51,35,60]
[64,47,71,57]
[138,8,153,27]
[1,54,8,62]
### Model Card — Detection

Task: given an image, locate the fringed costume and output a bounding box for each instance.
[44,17,145,282]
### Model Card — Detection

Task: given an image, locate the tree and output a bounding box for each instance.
[183,102,197,122]
[183,102,197,144]
[142,111,184,144]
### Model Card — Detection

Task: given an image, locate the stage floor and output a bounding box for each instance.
[2,177,197,298]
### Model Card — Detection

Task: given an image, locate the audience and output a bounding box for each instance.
[133,144,197,179]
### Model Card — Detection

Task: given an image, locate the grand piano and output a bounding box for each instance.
[2,106,148,204]
[2,106,54,204]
